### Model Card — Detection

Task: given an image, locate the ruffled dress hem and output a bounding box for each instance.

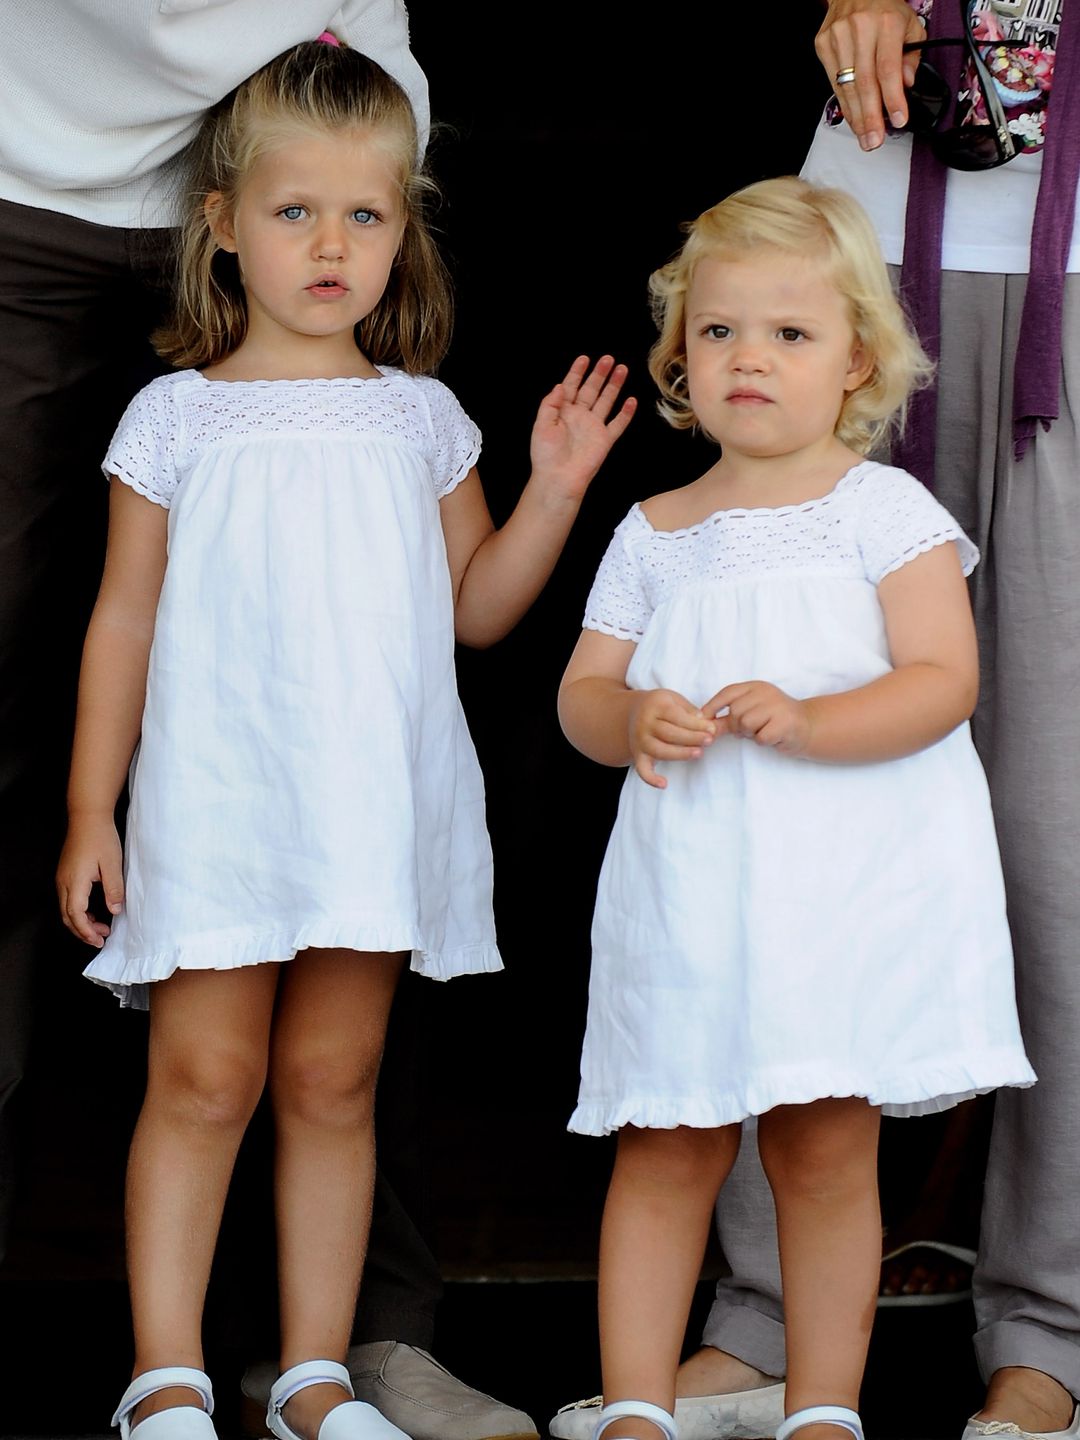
[567,1052,1037,1135]
[84,918,503,1010]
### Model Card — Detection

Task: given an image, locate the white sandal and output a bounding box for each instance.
[591,1400,678,1440]
[267,1360,411,1440]
[112,1367,217,1440]
[776,1406,864,1440]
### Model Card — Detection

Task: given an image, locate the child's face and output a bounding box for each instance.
[684,248,870,464]
[209,127,405,365]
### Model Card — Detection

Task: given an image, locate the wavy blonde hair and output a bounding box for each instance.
[648,176,931,454]
[154,39,451,373]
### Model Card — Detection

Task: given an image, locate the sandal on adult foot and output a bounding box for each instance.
[961,1404,1080,1440]
[591,1400,678,1440]
[551,1385,786,1440]
[112,1367,217,1440]
[878,1240,976,1307]
[776,1407,863,1440]
[267,1360,411,1440]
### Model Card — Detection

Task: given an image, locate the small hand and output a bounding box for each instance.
[57,814,125,948]
[707,681,811,755]
[629,688,717,789]
[530,355,636,502]
[816,0,925,150]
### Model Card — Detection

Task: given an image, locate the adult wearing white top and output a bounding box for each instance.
[548,2,1080,1437]
[0,7,534,1439]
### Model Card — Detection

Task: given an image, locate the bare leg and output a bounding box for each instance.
[599,1124,741,1440]
[757,1100,881,1440]
[676,1350,779,1398]
[270,947,405,1440]
[975,1370,1076,1434]
[127,964,281,1424]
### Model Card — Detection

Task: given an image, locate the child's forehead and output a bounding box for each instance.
[687,245,841,309]
[243,118,409,183]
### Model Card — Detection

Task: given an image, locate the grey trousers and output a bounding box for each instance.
[702,269,1080,1398]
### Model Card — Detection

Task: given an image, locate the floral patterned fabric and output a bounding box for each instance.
[827,0,1062,153]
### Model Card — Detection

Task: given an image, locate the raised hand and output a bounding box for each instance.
[530,355,636,502]
[706,680,811,755]
[629,687,717,789]
[816,0,926,150]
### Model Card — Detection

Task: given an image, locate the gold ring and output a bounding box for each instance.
[835,67,857,86]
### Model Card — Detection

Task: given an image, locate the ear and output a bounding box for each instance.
[204,192,237,253]
[844,340,875,393]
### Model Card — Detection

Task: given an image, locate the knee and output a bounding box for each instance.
[147,1044,267,1132]
[615,1124,736,1193]
[271,1048,380,1130]
[758,1108,877,1204]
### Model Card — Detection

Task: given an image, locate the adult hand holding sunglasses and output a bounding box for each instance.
[818,0,1019,170]
[815,0,930,151]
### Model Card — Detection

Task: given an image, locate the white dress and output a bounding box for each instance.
[568,461,1035,1135]
[84,368,502,1009]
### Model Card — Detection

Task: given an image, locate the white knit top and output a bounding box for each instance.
[0,0,428,228]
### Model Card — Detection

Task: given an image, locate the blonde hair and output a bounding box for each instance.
[648,176,932,455]
[155,40,451,372]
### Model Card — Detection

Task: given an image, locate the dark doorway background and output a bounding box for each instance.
[407,3,830,1272]
[0,6,863,1435]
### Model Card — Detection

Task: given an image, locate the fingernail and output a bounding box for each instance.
[890,110,907,127]
[863,129,884,150]
[109,902,121,913]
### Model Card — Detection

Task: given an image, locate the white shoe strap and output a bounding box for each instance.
[270,1360,353,1414]
[593,1400,678,1440]
[776,1406,863,1440]
[113,1367,214,1429]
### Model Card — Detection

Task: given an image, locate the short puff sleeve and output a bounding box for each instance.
[583,509,652,642]
[102,378,181,509]
[855,465,978,584]
[420,379,481,499]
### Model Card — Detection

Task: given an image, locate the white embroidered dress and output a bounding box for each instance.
[569,461,1035,1135]
[85,368,501,1009]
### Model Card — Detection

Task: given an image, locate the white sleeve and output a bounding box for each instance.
[582,512,652,642]
[422,380,482,498]
[856,465,979,584]
[333,0,430,155]
[101,380,181,509]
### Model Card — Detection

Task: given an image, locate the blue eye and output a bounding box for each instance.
[352,209,379,225]
[279,205,306,221]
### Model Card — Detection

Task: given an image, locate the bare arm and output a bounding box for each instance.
[440,356,635,649]
[815,0,926,150]
[706,541,978,762]
[56,480,168,945]
[558,629,717,789]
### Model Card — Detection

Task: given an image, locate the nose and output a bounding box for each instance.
[313,219,346,262]
[731,338,768,374]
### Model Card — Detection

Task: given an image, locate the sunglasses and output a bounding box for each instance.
[896,0,1018,170]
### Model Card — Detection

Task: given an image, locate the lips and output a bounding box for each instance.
[307,272,348,296]
[725,389,772,404]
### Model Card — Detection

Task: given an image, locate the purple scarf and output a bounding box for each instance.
[895,0,1080,484]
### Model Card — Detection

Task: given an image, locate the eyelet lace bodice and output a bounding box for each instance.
[103,368,480,507]
[583,462,978,642]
